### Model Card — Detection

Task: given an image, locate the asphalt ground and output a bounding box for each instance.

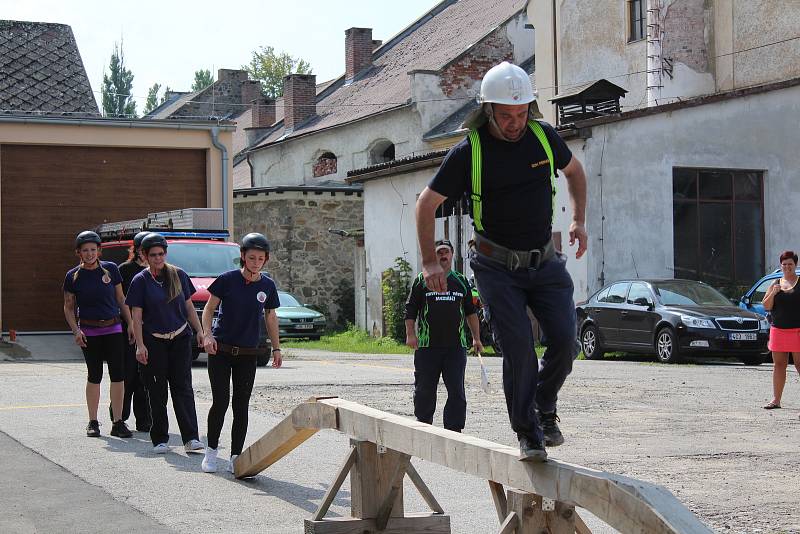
[1,336,799,533]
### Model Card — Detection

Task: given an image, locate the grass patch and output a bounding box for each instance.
[282,326,412,354]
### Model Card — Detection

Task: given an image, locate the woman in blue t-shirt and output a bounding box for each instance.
[199,232,281,474]
[126,232,206,455]
[63,231,134,439]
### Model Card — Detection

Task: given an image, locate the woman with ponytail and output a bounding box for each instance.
[199,232,281,474]
[126,233,205,454]
[63,231,134,439]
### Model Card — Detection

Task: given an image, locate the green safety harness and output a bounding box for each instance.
[467,120,556,232]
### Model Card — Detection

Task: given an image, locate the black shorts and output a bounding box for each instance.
[81,332,125,384]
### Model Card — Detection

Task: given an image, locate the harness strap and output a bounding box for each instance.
[467,121,556,232]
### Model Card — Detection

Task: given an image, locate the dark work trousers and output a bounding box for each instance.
[206,349,258,455]
[413,347,467,432]
[140,332,200,446]
[469,250,577,444]
[119,337,152,429]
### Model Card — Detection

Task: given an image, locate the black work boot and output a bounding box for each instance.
[518,436,547,463]
[111,420,133,438]
[86,420,100,438]
[539,411,564,447]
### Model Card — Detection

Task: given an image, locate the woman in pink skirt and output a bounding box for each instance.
[762,250,800,409]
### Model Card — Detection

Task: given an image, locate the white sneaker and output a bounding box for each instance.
[184,439,204,453]
[229,454,239,474]
[201,447,218,473]
[153,443,169,454]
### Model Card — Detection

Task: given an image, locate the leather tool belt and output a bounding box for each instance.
[472,233,556,271]
[80,317,121,327]
[150,322,188,340]
[217,342,264,356]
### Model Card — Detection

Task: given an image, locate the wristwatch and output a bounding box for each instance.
[271,348,282,353]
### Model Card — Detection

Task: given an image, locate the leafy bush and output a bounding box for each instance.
[381,257,413,342]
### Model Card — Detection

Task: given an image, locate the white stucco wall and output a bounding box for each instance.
[567,83,800,297]
[249,107,427,188]
[360,169,433,335]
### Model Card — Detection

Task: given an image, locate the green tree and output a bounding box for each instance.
[243,46,312,99]
[159,86,172,105]
[101,42,137,118]
[191,69,214,92]
[143,83,161,114]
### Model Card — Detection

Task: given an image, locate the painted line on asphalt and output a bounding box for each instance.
[311,360,415,373]
[0,401,213,411]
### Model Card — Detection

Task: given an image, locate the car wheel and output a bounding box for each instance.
[739,355,763,366]
[581,325,605,360]
[655,327,681,363]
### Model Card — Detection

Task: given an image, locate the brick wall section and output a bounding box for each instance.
[234,193,364,327]
[312,156,337,177]
[251,97,276,127]
[662,0,710,73]
[240,80,262,109]
[345,27,373,80]
[439,26,514,97]
[171,68,254,119]
[284,74,316,130]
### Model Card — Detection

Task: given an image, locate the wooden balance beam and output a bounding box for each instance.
[235,396,712,534]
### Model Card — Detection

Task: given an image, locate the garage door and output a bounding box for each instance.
[1,144,207,331]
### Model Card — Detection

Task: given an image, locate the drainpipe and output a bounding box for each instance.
[210,126,230,231]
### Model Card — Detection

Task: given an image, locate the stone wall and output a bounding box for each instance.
[233,190,363,328]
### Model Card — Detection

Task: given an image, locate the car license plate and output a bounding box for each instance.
[729,332,756,341]
[295,323,313,329]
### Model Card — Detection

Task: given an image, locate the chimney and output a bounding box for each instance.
[251,97,275,128]
[345,27,374,81]
[217,68,247,84]
[241,80,261,107]
[283,74,316,131]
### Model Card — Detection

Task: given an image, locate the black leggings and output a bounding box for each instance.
[206,349,257,455]
[81,332,125,384]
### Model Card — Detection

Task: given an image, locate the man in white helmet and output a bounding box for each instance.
[416,61,587,462]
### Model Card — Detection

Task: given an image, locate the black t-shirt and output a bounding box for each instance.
[429,122,572,250]
[772,287,800,329]
[119,260,146,295]
[404,271,476,348]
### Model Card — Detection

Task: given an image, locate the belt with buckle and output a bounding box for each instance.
[472,233,556,270]
[217,342,263,356]
[150,322,188,340]
[80,317,121,327]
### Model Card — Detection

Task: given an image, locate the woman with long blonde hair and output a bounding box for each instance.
[63,230,134,438]
[126,232,205,454]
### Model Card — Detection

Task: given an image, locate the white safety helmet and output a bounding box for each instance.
[477,61,536,105]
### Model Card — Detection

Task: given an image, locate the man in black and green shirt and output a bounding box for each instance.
[405,239,483,432]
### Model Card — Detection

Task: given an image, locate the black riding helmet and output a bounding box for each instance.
[140,232,168,253]
[133,231,150,250]
[241,232,270,253]
[75,231,101,249]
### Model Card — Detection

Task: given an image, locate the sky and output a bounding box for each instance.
[3,0,442,111]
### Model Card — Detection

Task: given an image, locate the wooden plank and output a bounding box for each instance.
[316,397,712,534]
[574,510,593,534]
[312,446,358,521]
[506,490,538,534]
[497,512,518,534]
[304,513,450,534]
[375,453,411,530]
[350,440,378,519]
[488,481,508,524]
[235,400,337,478]
[406,461,444,514]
